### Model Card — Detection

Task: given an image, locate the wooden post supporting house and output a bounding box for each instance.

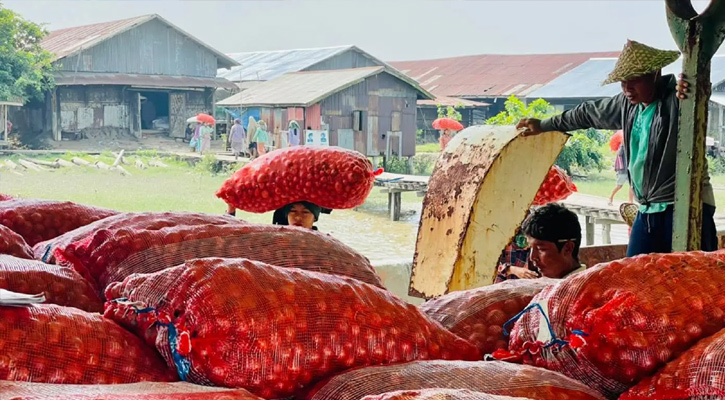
[666,0,725,251]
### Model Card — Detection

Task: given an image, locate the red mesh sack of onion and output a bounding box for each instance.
[621,326,725,400]
[0,255,103,312]
[35,211,238,264]
[104,258,479,399]
[532,166,577,206]
[0,303,176,384]
[0,381,263,400]
[501,251,725,399]
[0,225,33,259]
[304,360,605,400]
[216,146,383,213]
[0,199,117,246]
[420,279,555,357]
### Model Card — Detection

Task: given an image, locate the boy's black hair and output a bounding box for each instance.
[522,203,582,259]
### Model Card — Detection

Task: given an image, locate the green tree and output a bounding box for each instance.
[0,3,54,103]
[486,96,606,174]
[436,104,463,121]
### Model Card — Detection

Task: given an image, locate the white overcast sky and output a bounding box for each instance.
[3,0,721,61]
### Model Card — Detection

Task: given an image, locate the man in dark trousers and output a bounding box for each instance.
[517,40,716,257]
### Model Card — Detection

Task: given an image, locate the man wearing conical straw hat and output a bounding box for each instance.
[518,40,716,257]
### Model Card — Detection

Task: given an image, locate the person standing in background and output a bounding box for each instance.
[199,122,213,155]
[247,117,259,159]
[439,129,453,151]
[609,142,634,205]
[229,119,246,161]
[288,120,301,147]
[254,120,270,156]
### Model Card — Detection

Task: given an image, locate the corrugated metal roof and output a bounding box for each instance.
[712,93,725,107]
[53,71,237,90]
[389,52,620,98]
[526,58,621,99]
[217,67,385,107]
[418,96,489,108]
[218,46,354,82]
[41,14,239,69]
[528,55,725,99]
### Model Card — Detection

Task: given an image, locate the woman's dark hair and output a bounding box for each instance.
[522,203,582,259]
[272,202,323,225]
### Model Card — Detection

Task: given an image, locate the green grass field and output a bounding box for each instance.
[415,143,440,153]
[3,154,725,216]
[0,153,420,223]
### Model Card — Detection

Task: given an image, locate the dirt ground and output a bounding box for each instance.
[46,133,228,154]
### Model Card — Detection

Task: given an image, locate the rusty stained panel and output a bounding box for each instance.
[390,51,621,98]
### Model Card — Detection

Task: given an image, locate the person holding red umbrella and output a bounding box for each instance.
[608,131,633,206]
[433,117,464,151]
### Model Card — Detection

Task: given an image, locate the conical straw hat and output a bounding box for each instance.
[619,203,639,228]
[602,40,680,85]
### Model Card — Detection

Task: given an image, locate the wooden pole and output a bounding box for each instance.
[666,0,725,251]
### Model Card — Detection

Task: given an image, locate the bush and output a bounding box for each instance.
[708,155,725,175]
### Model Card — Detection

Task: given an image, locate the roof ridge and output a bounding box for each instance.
[226,45,353,57]
[392,51,621,63]
[47,14,154,34]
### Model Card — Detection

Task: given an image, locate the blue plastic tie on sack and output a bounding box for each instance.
[502,302,570,349]
[163,322,191,381]
[41,244,52,263]
[111,297,190,381]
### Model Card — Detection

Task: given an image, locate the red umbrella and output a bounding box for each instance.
[610,130,624,151]
[432,118,464,131]
[197,113,216,125]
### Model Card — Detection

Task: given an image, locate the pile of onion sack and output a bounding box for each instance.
[532,166,577,206]
[216,146,383,213]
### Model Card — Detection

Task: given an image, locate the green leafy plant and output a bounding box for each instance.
[437,104,463,122]
[0,4,55,103]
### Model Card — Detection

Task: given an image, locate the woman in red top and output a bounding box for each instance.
[439,129,453,151]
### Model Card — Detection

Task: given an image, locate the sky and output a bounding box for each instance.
[3,0,721,61]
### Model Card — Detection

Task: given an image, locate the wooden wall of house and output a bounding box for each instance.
[55,19,219,78]
[57,86,131,137]
[319,72,418,157]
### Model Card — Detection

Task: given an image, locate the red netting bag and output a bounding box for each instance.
[0,193,13,201]
[420,279,555,356]
[363,390,531,400]
[104,258,480,399]
[532,166,577,206]
[304,360,605,400]
[0,255,103,312]
[217,146,383,213]
[0,199,118,246]
[0,303,177,384]
[0,381,263,399]
[59,223,381,293]
[0,224,33,259]
[35,212,240,264]
[505,251,725,399]
[621,327,725,400]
